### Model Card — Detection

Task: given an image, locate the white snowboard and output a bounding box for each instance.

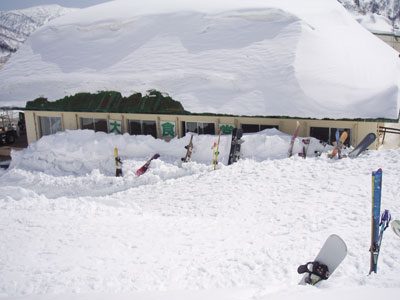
[299,234,348,285]
[391,220,400,238]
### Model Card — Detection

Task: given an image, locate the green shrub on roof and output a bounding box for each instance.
[25,90,188,114]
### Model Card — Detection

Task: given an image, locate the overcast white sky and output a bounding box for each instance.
[0,0,112,11]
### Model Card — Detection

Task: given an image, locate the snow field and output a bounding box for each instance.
[0,129,399,299]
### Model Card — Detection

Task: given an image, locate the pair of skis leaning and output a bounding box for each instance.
[181,128,244,168]
[212,128,244,169]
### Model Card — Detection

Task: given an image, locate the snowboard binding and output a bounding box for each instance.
[297,261,330,285]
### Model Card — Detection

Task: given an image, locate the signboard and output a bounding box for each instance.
[219,124,235,135]
[161,121,176,137]
[109,119,122,134]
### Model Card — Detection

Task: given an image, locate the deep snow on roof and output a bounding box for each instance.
[0,0,399,119]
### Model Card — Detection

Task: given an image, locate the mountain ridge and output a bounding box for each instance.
[338,0,400,34]
[0,5,78,64]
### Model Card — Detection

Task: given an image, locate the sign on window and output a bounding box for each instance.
[161,121,175,137]
[109,119,122,134]
[219,124,235,134]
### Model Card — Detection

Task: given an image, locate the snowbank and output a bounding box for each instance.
[9,129,329,177]
[0,129,399,300]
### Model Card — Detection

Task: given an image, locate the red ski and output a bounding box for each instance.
[136,153,160,176]
[288,121,300,157]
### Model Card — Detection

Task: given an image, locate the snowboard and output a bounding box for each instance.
[136,153,160,176]
[211,130,222,170]
[391,220,400,238]
[298,234,347,286]
[114,147,123,177]
[181,135,194,163]
[288,121,300,157]
[348,133,376,158]
[328,130,348,159]
[228,128,243,165]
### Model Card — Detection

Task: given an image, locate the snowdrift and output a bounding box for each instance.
[9,129,328,177]
[1,129,400,300]
[0,0,399,119]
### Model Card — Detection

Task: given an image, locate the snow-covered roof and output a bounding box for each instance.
[0,0,399,120]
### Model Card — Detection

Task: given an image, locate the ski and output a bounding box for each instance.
[136,153,160,176]
[114,147,123,177]
[368,209,391,274]
[391,220,400,238]
[288,121,300,157]
[369,168,383,274]
[298,138,310,159]
[211,130,222,170]
[298,234,347,286]
[328,130,348,159]
[228,128,243,165]
[348,133,376,158]
[181,135,194,163]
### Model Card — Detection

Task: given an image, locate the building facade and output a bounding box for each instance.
[24,109,400,150]
[374,33,400,53]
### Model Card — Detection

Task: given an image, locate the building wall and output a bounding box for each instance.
[380,122,400,148]
[374,33,400,53]
[24,110,397,150]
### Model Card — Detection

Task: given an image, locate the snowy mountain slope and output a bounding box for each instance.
[0,129,399,300]
[0,0,399,120]
[338,0,400,34]
[0,5,78,63]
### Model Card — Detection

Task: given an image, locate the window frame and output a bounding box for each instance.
[38,116,62,137]
[184,121,216,135]
[310,126,351,146]
[241,124,279,133]
[127,119,157,138]
[80,117,108,133]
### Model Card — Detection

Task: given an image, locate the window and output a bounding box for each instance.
[184,122,215,135]
[80,118,108,133]
[128,120,157,138]
[38,116,62,137]
[242,124,279,133]
[310,127,350,146]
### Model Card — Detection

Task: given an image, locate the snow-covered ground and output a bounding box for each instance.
[0,129,399,300]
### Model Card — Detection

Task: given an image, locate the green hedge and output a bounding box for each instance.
[25,90,189,114]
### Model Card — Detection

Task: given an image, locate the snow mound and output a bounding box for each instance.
[9,129,330,177]
[5,129,333,199]
[1,129,400,300]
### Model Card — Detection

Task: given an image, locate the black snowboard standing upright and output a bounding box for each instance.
[228,128,243,165]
